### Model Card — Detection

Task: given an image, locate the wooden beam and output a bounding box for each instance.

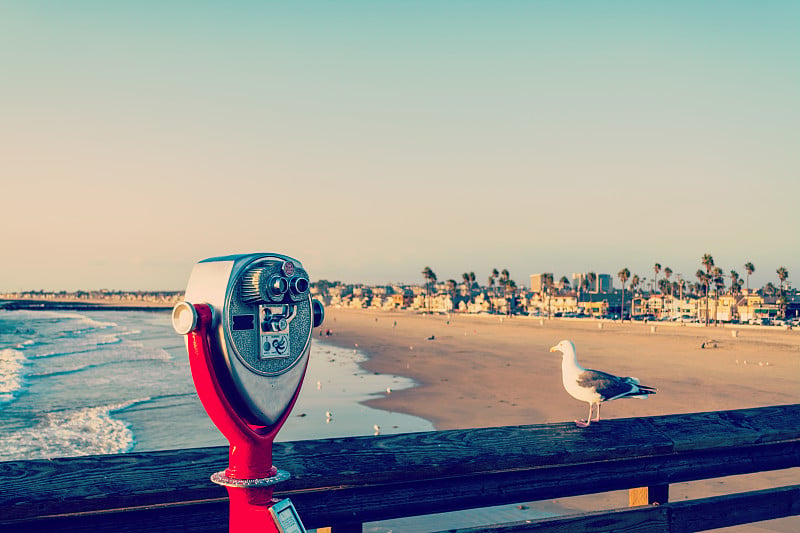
[669,484,800,532]
[1,406,798,531]
[440,505,668,532]
[442,485,800,533]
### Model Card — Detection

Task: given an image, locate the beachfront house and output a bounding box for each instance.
[526,293,579,317]
[581,298,610,317]
[715,294,738,323]
[696,293,738,323]
[411,292,455,314]
[735,293,782,323]
[391,290,414,309]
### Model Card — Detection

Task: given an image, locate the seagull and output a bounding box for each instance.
[550,340,656,427]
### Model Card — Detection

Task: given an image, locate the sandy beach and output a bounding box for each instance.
[319,308,800,530]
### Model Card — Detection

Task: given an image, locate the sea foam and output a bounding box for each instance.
[0,400,142,460]
[0,348,27,404]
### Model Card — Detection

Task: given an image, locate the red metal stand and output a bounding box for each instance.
[186,304,304,532]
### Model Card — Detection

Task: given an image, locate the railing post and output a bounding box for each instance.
[630,484,670,506]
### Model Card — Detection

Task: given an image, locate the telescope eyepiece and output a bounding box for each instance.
[289,276,310,297]
[266,275,289,301]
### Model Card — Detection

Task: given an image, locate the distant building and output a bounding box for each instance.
[571,273,612,293]
[596,274,613,293]
[530,273,552,293]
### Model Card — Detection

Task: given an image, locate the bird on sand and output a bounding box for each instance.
[550,340,656,427]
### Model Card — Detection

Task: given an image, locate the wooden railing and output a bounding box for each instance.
[1,405,798,533]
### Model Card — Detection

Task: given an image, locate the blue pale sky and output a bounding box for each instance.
[1,2,798,291]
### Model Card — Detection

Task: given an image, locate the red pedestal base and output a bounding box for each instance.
[186,304,304,532]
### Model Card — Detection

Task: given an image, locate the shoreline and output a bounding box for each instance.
[0,299,174,311]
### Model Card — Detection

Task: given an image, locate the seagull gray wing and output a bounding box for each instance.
[577,369,637,401]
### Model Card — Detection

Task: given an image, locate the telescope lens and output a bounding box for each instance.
[266,275,289,300]
[290,276,309,296]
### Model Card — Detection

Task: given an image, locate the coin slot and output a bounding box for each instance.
[232,314,255,331]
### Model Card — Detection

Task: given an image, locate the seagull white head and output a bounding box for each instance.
[550,340,575,356]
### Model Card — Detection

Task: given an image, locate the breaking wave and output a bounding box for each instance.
[0,399,147,461]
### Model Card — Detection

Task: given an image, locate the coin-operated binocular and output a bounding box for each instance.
[172,253,324,533]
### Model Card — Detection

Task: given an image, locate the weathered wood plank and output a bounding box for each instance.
[2,447,796,531]
[0,446,229,520]
[280,441,798,528]
[0,500,229,533]
[1,406,798,531]
[669,484,800,532]
[648,404,800,452]
[442,485,800,533]
[440,505,668,533]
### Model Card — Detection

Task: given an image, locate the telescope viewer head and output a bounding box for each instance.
[175,253,323,426]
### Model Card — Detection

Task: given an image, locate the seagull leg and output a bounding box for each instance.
[575,403,592,427]
[594,403,601,422]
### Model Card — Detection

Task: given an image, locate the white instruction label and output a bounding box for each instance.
[261,333,290,358]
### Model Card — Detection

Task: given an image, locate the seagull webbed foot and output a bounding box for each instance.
[575,419,591,428]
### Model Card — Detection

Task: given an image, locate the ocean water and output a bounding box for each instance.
[0,308,433,461]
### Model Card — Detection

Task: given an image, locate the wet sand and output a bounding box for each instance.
[319,308,800,531]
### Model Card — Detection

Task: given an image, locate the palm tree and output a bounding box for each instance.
[587,272,597,293]
[658,278,671,294]
[776,266,789,293]
[446,279,458,311]
[729,270,740,295]
[630,274,643,317]
[653,263,661,293]
[500,269,512,314]
[543,273,555,318]
[469,272,477,303]
[744,262,755,292]
[712,266,725,325]
[487,272,496,313]
[696,269,710,325]
[777,266,789,318]
[462,272,476,305]
[663,267,673,296]
[700,254,715,326]
[559,276,571,293]
[503,278,518,315]
[702,254,715,273]
[579,276,590,309]
[618,268,630,320]
[676,276,686,301]
[421,267,437,314]
[727,269,742,322]
[630,274,641,294]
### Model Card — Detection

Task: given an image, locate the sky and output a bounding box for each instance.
[1,1,798,292]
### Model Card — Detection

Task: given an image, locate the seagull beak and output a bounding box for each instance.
[549,345,559,353]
